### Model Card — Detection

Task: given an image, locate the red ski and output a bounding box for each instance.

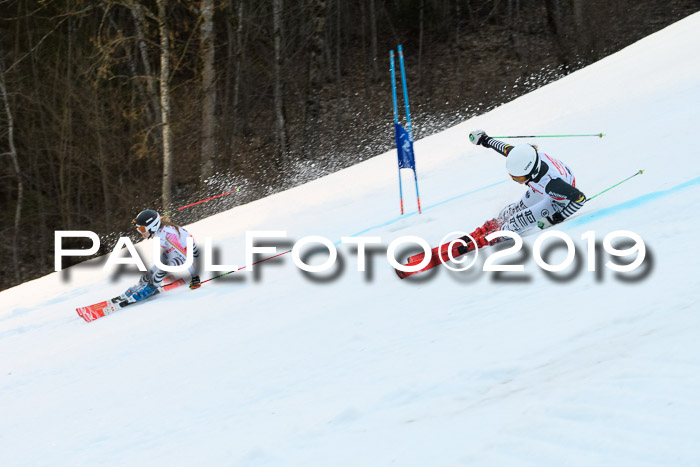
[396,219,501,279]
[396,237,477,279]
[76,277,187,322]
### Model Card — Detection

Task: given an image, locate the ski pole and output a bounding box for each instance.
[161,249,292,288]
[176,189,240,211]
[162,189,241,216]
[589,169,644,200]
[491,133,605,139]
[202,249,293,284]
[535,169,644,230]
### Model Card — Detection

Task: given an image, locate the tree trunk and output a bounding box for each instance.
[455,0,463,97]
[544,0,569,65]
[507,0,521,61]
[307,0,326,122]
[93,90,112,227]
[121,27,152,122]
[157,0,174,209]
[272,0,288,161]
[225,0,247,169]
[235,2,247,133]
[369,0,378,82]
[572,0,592,59]
[335,0,342,129]
[128,0,162,130]
[418,0,424,90]
[200,0,216,180]
[58,9,73,229]
[305,0,327,158]
[24,5,51,268]
[360,0,369,99]
[0,62,23,283]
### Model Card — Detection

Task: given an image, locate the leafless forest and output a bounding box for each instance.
[1,0,698,290]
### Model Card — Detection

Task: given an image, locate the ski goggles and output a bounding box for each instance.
[132,219,148,234]
[510,174,530,184]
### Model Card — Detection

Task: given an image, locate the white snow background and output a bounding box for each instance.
[2,12,700,467]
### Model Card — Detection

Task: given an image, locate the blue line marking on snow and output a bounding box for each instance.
[341,180,507,241]
[423,180,508,212]
[566,175,700,228]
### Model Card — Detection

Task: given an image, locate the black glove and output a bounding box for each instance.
[469,129,487,146]
[189,275,201,290]
[537,212,565,229]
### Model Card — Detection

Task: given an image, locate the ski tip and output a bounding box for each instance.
[76,307,98,323]
[395,269,408,280]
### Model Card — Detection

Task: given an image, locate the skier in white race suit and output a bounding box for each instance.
[469,129,587,236]
[122,209,201,302]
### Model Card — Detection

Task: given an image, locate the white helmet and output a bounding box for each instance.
[506,144,540,180]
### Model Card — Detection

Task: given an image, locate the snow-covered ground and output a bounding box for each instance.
[2,12,700,467]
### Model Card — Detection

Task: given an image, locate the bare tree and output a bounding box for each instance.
[455,0,463,96]
[507,0,522,61]
[127,0,162,128]
[157,0,173,208]
[57,12,74,229]
[0,61,23,283]
[307,0,326,121]
[335,0,343,127]
[419,0,429,91]
[304,0,327,157]
[224,0,245,166]
[369,0,378,82]
[199,0,216,180]
[572,0,593,59]
[544,0,569,64]
[92,88,112,226]
[272,0,288,160]
[23,5,52,268]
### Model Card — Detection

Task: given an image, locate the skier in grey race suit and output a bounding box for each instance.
[469,129,587,233]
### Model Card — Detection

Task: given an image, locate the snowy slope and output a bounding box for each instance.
[2,12,700,467]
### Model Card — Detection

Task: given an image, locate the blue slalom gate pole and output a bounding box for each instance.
[397,45,413,139]
[390,50,405,215]
[397,45,422,213]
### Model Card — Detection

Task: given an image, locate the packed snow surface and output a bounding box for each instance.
[2,12,700,467]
